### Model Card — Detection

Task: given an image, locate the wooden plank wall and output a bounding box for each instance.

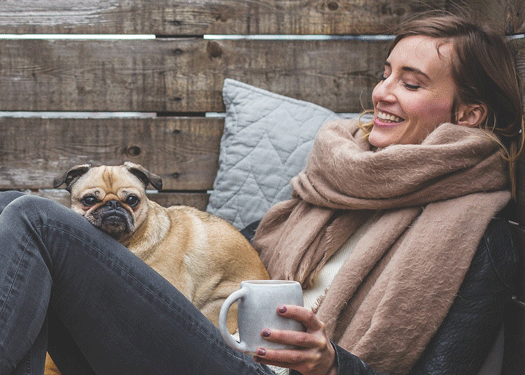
[0,0,522,208]
[0,1,524,371]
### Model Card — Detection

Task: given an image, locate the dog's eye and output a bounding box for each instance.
[82,196,98,206]
[125,195,140,207]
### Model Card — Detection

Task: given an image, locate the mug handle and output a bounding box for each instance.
[219,287,248,352]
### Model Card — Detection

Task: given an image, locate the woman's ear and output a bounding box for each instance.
[456,103,487,128]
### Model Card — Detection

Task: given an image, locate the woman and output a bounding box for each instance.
[1,13,522,375]
[251,13,522,375]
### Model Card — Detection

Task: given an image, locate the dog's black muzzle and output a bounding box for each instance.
[94,200,134,236]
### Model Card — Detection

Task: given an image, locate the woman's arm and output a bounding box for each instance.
[324,343,386,375]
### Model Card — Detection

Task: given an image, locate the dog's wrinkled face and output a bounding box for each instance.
[68,166,150,239]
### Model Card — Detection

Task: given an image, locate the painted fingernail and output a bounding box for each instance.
[278,305,287,314]
[262,329,271,337]
[257,348,267,356]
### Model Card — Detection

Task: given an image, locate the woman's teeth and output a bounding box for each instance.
[377,111,403,123]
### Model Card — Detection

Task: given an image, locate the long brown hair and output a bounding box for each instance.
[362,14,524,197]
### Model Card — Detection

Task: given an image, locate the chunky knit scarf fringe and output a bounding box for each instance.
[252,119,510,374]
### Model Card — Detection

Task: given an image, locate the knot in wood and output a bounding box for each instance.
[327,2,339,11]
[206,41,223,59]
[126,145,142,157]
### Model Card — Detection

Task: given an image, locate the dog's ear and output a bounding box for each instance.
[124,162,163,191]
[53,164,92,191]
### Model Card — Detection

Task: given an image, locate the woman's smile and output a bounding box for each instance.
[374,110,405,126]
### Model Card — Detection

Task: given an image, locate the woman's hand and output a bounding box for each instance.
[253,305,337,375]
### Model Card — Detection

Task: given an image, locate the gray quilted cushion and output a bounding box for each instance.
[206,79,340,229]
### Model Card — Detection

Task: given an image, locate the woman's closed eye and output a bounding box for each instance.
[377,72,421,90]
[403,82,421,90]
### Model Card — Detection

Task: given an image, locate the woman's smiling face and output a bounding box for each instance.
[369,35,458,148]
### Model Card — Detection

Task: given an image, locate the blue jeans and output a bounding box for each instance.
[0,192,274,375]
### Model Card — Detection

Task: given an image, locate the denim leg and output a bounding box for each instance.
[0,194,273,375]
[0,191,26,212]
[11,318,47,375]
[0,193,51,374]
[47,307,96,374]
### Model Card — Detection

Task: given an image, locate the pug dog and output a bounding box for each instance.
[47,163,269,374]
[53,162,270,331]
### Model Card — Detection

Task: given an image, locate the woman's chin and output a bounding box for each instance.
[368,130,396,149]
[368,119,412,148]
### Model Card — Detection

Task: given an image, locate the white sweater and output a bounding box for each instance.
[271,215,378,375]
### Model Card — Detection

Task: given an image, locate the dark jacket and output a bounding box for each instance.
[244,217,519,375]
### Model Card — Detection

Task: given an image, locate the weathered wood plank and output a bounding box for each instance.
[467,0,525,35]
[22,189,210,211]
[0,38,387,113]
[0,0,519,35]
[146,191,209,210]
[0,118,223,190]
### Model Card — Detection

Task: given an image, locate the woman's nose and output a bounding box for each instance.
[372,78,396,103]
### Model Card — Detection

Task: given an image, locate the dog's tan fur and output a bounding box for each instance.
[46,162,269,373]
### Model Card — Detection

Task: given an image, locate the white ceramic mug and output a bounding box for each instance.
[219,280,305,355]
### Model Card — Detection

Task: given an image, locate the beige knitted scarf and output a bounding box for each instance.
[252,119,510,374]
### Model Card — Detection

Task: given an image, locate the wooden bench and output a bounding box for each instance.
[0,1,523,373]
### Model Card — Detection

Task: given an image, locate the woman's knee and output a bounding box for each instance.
[0,190,26,212]
[2,194,69,224]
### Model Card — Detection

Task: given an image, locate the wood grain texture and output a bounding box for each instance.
[0,0,514,36]
[146,191,209,210]
[0,117,223,190]
[465,0,525,35]
[0,38,387,113]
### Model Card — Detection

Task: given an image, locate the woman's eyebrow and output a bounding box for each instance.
[401,66,431,81]
[384,61,431,81]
